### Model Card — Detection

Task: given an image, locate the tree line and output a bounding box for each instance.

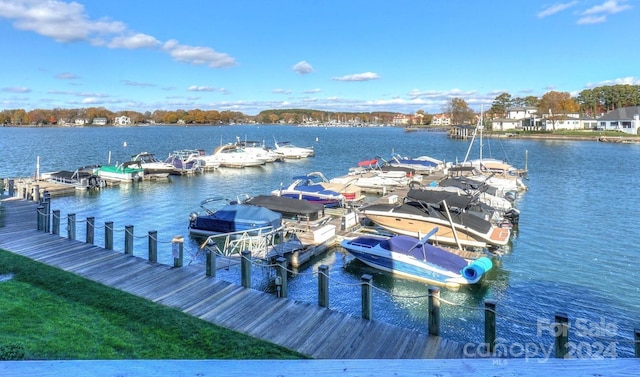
[1,84,638,127]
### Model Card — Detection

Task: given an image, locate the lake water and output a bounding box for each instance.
[2,125,639,358]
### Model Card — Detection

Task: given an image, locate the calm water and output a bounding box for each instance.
[2,125,639,358]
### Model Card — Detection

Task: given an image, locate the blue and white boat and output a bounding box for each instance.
[188,198,282,237]
[340,228,493,288]
[272,172,345,208]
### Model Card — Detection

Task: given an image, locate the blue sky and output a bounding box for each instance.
[0,0,637,116]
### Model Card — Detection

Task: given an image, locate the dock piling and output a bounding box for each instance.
[86,217,95,244]
[148,231,157,263]
[428,286,441,336]
[318,265,329,308]
[124,225,134,255]
[554,312,569,359]
[105,221,114,250]
[361,274,373,320]
[172,236,184,267]
[484,300,497,353]
[206,250,216,277]
[52,210,60,235]
[67,213,76,240]
[634,328,640,358]
[276,257,288,298]
[241,250,251,288]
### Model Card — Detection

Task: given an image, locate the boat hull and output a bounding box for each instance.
[341,235,492,288]
[360,204,510,248]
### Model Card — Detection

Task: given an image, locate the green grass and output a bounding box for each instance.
[0,249,306,360]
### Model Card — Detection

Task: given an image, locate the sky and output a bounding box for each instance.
[0,0,638,116]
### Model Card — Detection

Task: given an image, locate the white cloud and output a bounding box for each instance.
[2,86,31,93]
[108,33,161,49]
[577,15,607,24]
[537,1,578,18]
[332,72,380,82]
[122,80,155,87]
[163,40,236,68]
[55,72,79,80]
[582,0,632,15]
[188,86,216,92]
[586,76,640,88]
[272,89,292,94]
[292,61,314,74]
[0,0,235,68]
[303,88,321,94]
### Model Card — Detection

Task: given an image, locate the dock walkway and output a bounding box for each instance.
[0,198,466,359]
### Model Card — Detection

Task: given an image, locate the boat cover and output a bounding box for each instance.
[384,235,468,272]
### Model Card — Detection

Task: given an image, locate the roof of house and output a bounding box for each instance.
[598,106,640,121]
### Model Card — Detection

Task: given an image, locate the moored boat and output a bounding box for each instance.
[95,161,145,182]
[130,151,177,178]
[188,197,282,237]
[273,139,314,158]
[359,198,511,249]
[340,229,493,288]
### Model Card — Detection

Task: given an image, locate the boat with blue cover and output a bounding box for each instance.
[272,172,345,208]
[340,228,493,289]
[188,197,282,237]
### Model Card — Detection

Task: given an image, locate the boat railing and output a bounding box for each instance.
[201,225,296,259]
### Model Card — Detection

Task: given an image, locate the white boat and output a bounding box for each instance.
[235,138,284,163]
[273,139,314,159]
[203,144,265,168]
[130,151,176,178]
[165,149,207,174]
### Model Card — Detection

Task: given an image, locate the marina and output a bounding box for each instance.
[1,124,640,360]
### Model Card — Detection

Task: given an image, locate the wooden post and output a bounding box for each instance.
[86,217,95,244]
[52,210,60,235]
[43,196,50,233]
[361,274,373,320]
[32,184,40,202]
[8,179,14,197]
[124,225,134,255]
[37,206,44,231]
[105,221,114,250]
[428,286,441,336]
[148,230,157,263]
[172,236,184,268]
[634,328,640,358]
[484,300,497,354]
[554,312,569,359]
[241,250,251,288]
[206,250,216,277]
[67,213,76,240]
[276,257,288,298]
[318,265,329,308]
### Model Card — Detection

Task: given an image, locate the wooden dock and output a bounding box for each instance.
[0,198,468,359]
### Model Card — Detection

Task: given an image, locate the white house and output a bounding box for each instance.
[114,115,132,126]
[491,107,538,131]
[431,113,451,126]
[597,106,640,135]
[92,117,108,126]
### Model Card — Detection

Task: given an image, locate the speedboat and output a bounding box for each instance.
[204,143,265,168]
[235,138,284,163]
[94,161,145,182]
[273,139,314,158]
[165,150,206,174]
[272,172,346,208]
[130,151,176,178]
[340,228,493,288]
[188,197,282,237]
[359,198,511,249]
[388,153,446,174]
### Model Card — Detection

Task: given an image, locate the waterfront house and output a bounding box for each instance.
[597,106,640,135]
[114,115,132,126]
[92,117,108,126]
[431,113,451,127]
